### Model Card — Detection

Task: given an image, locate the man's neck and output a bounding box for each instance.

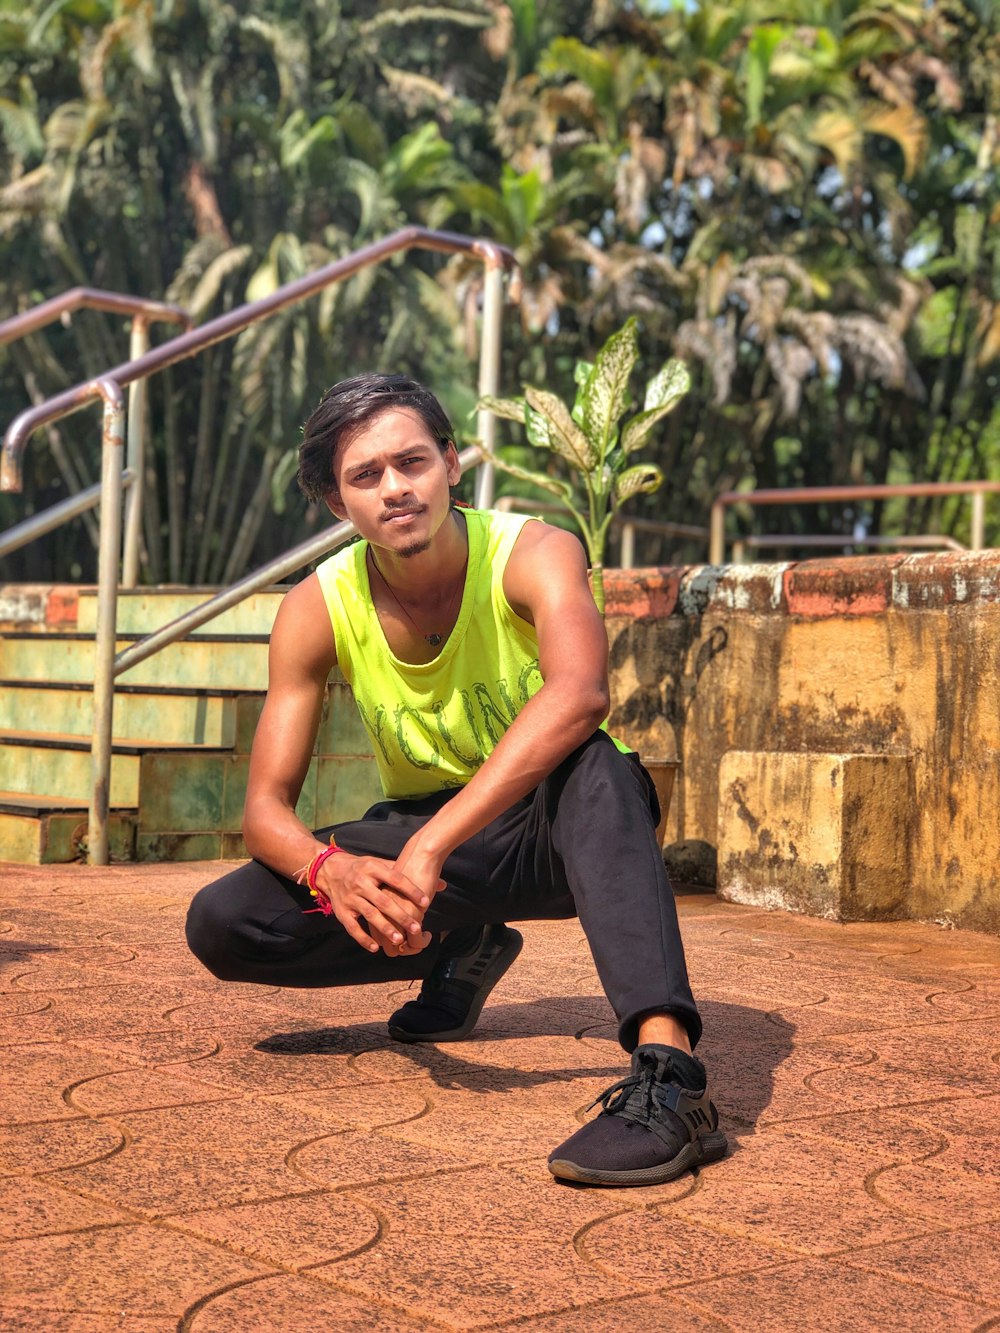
[371,508,468,605]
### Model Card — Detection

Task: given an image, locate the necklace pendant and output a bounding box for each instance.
[424,632,443,647]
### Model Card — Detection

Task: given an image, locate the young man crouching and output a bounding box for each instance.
[186,373,727,1186]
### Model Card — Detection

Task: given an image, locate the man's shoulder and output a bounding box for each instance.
[316,537,364,582]
[501,518,592,616]
[469,506,543,560]
[268,571,338,675]
[495,513,581,565]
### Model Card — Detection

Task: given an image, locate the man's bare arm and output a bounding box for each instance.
[394,522,611,895]
[242,574,333,873]
[243,574,430,953]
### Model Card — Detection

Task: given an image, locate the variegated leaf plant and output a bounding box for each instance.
[479,316,690,614]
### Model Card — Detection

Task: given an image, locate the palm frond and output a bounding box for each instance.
[765,336,815,419]
[674,316,738,405]
[361,7,493,36]
[380,65,454,110]
[835,313,924,397]
[0,90,43,163]
[0,163,56,218]
[240,16,310,107]
[861,101,928,179]
[189,244,253,320]
[166,233,228,305]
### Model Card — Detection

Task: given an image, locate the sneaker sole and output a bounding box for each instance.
[386,929,524,1044]
[547,1128,728,1187]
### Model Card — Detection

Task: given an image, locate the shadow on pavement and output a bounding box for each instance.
[256,996,793,1131]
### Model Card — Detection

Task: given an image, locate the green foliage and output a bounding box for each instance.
[0,0,498,582]
[480,317,687,612]
[3,0,1000,584]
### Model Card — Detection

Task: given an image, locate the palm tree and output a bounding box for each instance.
[471,0,983,556]
[0,0,502,582]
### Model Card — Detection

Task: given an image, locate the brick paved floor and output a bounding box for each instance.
[1,861,999,1331]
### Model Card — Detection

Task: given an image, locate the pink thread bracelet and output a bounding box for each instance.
[294,839,345,916]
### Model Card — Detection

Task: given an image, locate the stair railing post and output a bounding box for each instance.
[473,253,506,510]
[971,489,985,550]
[90,380,126,866]
[709,496,726,565]
[121,318,150,588]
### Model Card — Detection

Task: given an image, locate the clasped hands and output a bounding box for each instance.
[313,837,445,958]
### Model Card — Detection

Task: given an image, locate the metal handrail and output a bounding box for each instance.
[0,226,518,865]
[0,288,191,581]
[0,471,136,560]
[2,227,516,492]
[0,287,190,345]
[731,532,967,559]
[493,495,709,567]
[709,481,1000,564]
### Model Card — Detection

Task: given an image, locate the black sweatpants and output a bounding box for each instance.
[185,731,701,1051]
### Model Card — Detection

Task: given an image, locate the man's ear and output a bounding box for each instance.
[444,440,462,487]
[324,491,347,521]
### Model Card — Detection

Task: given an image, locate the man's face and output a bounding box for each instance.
[326,407,461,558]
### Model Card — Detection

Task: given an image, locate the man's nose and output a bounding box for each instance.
[380,466,412,502]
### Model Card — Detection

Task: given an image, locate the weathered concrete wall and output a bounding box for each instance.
[604,551,1000,935]
[5,563,998,931]
[0,583,79,631]
[717,750,913,920]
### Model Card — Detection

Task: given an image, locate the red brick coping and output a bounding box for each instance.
[5,550,1000,635]
[0,583,81,631]
[601,550,1000,619]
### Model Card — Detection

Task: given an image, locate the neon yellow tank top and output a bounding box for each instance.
[316,509,546,799]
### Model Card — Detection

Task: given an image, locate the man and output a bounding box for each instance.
[186,372,727,1187]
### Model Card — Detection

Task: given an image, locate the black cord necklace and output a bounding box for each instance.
[368,551,464,648]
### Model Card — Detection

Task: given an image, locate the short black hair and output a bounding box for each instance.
[297,373,454,502]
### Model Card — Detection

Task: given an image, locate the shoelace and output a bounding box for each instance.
[587,1058,660,1122]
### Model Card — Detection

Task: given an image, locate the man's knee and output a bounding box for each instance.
[185,879,242,979]
[186,864,336,984]
[563,732,653,805]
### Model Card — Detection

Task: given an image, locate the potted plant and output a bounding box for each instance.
[478,315,691,840]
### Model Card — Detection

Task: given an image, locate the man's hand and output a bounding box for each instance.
[368,905,434,958]
[394,835,447,914]
[361,834,448,958]
[316,852,434,955]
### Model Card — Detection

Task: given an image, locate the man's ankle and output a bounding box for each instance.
[636,1009,692,1055]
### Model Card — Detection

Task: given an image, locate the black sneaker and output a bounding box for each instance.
[386,924,523,1043]
[547,1043,728,1186]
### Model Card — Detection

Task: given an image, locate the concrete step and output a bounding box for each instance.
[0,680,246,746]
[0,792,137,863]
[0,741,382,864]
[0,730,236,805]
[0,632,270,690]
[76,586,289,636]
[0,579,381,864]
[0,677,364,753]
[0,722,379,830]
[0,584,289,636]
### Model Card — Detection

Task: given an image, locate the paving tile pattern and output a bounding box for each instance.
[1,862,999,1331]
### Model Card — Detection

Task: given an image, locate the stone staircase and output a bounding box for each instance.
[0,586,381,863]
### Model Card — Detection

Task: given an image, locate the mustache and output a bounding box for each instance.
[380,504,425,521]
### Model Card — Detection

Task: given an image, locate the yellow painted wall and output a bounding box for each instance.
[605,554,1000,934]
